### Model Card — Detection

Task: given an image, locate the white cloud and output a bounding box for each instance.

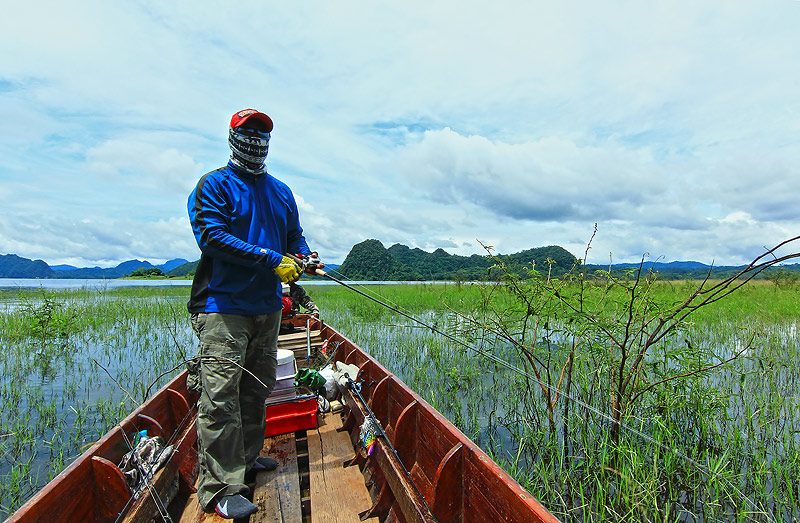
[85,138,201,194]
[0,1,798,268]
[721,212,756,226]
[394,128,665,222]
[0,213,197,267]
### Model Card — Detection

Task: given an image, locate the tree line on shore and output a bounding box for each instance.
[335,239,578,280]
[2,243,799,283]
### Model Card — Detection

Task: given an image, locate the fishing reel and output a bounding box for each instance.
[300,252,322,275]
[285,252,324,276]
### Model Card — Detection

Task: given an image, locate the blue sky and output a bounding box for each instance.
[1,2,798,267]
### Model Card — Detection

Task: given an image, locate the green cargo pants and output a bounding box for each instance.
[190,311,281,510]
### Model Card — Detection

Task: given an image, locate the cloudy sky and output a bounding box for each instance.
[1,2,798,268]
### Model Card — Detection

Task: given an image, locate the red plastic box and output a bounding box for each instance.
[264,396,318,437]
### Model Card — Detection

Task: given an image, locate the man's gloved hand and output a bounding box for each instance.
[274,256,302,283]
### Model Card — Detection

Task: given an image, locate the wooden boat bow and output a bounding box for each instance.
[7,315,559,523]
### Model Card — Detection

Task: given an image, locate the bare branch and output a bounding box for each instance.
[629,343,751,405]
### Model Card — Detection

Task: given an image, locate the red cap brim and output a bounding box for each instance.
[230,109,274,132]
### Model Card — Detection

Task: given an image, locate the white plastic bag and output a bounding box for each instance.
[318,364,339,400]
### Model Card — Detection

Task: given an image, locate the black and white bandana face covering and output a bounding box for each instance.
[229,127,270,175]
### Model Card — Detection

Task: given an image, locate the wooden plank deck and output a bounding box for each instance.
[307,413,378,523]
[171,328,378,523]
[277,327,324,365]
[175,433,304,523]
[246,409,375,522]
[252,433,302,523]
[177,494,225,523]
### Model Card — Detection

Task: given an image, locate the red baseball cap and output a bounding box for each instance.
[230,109,273,132]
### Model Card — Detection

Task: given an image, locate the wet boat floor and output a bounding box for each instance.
[176,408,378,523]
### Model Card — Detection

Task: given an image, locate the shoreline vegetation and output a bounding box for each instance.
[1,274,799,520]
[3,239,800,282]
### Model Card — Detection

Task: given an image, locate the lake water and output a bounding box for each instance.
[0,278,446,289]
[2,282,798,521]
[0,278,193,289]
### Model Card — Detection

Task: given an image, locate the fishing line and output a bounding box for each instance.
[316,269,773,521]
[326,267,410,313]
[144,355,272,399]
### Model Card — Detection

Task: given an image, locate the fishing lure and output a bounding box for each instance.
[359,417,380,457]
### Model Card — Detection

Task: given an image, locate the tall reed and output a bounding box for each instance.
[312,279,800,522]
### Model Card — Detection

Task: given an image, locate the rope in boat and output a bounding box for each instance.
[90,358,175,523]
[105,357,223,523]
[109,350,295,522]
[320,268,774,522]
[108,363,206,523]
[113,323,428,520]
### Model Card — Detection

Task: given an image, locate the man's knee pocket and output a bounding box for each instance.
[198,395,238,416]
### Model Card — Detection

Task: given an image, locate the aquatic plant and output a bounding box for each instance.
[1,273,799,521]
[443,234,800,521]
[314,239,800,521]
[0,285,194,517]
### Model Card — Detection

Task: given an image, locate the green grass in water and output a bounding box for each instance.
[1,281,798,521]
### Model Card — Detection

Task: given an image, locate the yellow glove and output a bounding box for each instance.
[274,255,302,283]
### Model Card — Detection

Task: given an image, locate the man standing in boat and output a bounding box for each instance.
[187,108,323,519]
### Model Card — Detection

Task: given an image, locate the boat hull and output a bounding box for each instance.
[315,317,558,523]
[7,315,558,523]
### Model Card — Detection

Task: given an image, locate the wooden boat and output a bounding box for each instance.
[7,315,559,523]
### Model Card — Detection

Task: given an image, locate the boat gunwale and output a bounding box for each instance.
[312,316,560,523]
[7,371,196,522]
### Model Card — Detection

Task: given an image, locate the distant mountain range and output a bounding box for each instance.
[0,254,190,279]
[0,247,798,281]
[48,259,189,272]
[600,260,710,269]
[582,259,800,280]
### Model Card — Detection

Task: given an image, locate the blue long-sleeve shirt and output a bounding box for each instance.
[188,161,311,314]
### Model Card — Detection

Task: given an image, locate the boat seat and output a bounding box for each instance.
[277,326,325,367]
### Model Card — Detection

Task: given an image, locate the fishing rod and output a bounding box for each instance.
[286,256,438,519]
[341,370,438,522]
[299,263,773,522]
